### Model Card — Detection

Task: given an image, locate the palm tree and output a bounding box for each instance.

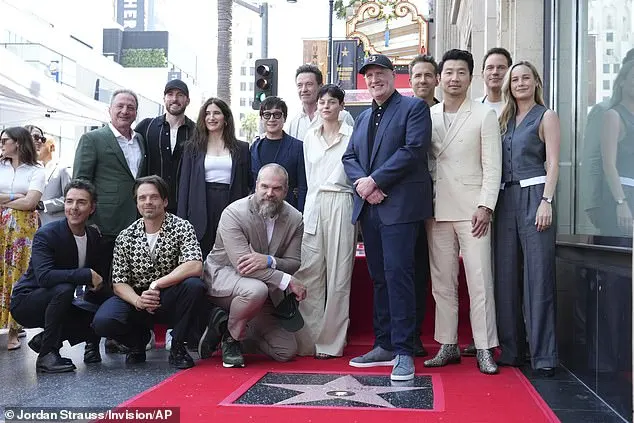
[217,0,233,105]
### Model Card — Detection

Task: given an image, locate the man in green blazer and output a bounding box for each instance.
[73,88,147,293]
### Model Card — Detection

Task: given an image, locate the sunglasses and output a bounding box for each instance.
[32,134,46,142]
[261,111,284,120]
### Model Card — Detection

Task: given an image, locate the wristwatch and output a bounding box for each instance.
[541,196,553,204]
[617,198,627,205]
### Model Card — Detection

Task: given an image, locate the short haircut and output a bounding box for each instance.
[482,47,513,70]
[257,163,289,189]
[295,64,323,86]
[63,179,98,203]
[439,49,475,76]
[317,84,345,103]
[408,54,439,76]
[134,175,169,200]
[110,88,139,110]
[260,96,288,119]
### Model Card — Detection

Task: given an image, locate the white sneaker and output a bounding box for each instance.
[145,330,155,351]
[165,329,173,351]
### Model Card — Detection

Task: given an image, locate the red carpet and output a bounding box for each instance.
[115,248,559,422]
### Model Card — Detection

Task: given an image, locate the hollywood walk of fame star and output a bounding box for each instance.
[341,47,349,57]
[264,375,428,408]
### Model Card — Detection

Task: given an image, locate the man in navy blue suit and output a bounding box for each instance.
[251,96,307,212]
[342,54,433,381]
[11,179,105,373]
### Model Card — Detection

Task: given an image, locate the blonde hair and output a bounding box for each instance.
[499,61,545,135]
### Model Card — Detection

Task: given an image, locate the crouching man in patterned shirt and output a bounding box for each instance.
[93,175,210,369]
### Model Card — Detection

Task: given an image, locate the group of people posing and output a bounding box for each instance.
[0,47,559,384]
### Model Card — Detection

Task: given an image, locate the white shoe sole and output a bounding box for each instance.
[348,358,396,368]
[222,362,245,368]
[390,372,415,381]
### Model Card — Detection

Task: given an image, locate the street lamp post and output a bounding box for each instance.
[233,0,269,58]
[328,0,334,83]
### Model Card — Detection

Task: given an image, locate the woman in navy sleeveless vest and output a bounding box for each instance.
[602,60,634,236]
[494,61,560,376]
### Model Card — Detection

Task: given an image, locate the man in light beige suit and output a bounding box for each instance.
[423,49,502,375]
[203,164,307,368]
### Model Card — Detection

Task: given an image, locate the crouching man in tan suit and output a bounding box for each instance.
[203,163,307,368]
[423,49,502,375]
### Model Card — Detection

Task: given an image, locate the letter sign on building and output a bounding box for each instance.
[117,0,145,31]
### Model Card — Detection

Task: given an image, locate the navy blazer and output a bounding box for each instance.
[342,91,433,225]
[177,140,252,241]
[250,132,307,212]
[11,219,103,298]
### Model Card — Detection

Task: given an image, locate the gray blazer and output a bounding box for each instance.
[40,162,72,226]
[203,195,303,298]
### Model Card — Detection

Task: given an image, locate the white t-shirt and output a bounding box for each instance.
[146,231,159,258]
[170,127,179,153]
[204,154,232,184]
[74,234,88,269]
[476,96,504,117]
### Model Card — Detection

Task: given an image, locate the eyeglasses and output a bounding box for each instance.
[32,134,46,142]
[261,111,284,120]
[0,137,12,146]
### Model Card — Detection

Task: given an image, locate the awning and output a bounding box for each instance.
[0,47,109,127]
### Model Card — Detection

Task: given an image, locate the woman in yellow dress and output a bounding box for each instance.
[0,126,45,350]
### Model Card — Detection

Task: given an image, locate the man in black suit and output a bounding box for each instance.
[10,179,105,373]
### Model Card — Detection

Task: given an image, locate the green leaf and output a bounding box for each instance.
[121,48,168,68]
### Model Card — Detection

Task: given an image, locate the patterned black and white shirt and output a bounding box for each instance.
[112,212,202,293]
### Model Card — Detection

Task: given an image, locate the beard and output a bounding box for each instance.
[257,198,283,218]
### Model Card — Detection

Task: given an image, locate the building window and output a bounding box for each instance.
[248,52,253,59]
[240,113,245,121]
[247,37,253,46]
[606,15,614,29]
[239,129,245,137]
[603,64,610,73]
[240,67,246,76]
[240,98,247,106]
[614,64,621,73]
[249,82,254,91]
[606,49,614,56]
[250,67,255,76]
[606,32,614,42]
[603,80,610,90]
[240,82,247,91]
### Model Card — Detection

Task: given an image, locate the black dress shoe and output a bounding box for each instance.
[84,341,102,363]
[535,367,556,377]
[169,342,195,369]
[125,349,147,364]
[105,338,130,354]
[413,337,428,357]
[461,342,477,357]
[199,307,229,359]
[28,332,43,353]
[36,352,75,373]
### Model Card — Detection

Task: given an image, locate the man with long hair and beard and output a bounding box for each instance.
[201,164,307,368]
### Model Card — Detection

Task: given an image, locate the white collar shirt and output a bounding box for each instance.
[0,160,45,195]
[108,122,142,178]
[286,108,355,140]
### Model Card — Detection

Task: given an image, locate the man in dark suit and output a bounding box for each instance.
[73,88,147,353]
[251,96,307,212]
[135,79,195,214]
[10,179,104,373]
[342,54,433,381]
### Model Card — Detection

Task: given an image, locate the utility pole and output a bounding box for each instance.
[233,0,268,58]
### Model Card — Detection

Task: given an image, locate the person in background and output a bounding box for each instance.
[136,79,195,215]
[408,54,440,357]
[178,98,252,258]
[494,61,560,377]
[33,133,72,226]
[10,179,104,373]
[475,47,513,116]
[294,84,356,359]
[251,96,307,212]
[0,126,45,350]
[286,64,355,141]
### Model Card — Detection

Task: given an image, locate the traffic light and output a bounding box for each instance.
[252,58,278,110]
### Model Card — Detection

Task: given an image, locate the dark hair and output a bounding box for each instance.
[482,47,513,70]
[295,64,323,86]
[63,179,97,203]
[260,96,288,119]
[24,125,44,137]
[317,84,345,103]
[439,49,475,76]
[134,175,169,200]
[409,54,439,76]
[188,97,239,155]
[0,126,38,165]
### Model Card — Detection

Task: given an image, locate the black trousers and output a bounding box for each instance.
[200,183,231,258]
[10,284,98,356]
[414,223,430,338]
[92,278,207,350]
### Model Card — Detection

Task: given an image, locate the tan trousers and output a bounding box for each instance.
[294,192,355,357]
[426,219,499,349]
[212,276,297,362]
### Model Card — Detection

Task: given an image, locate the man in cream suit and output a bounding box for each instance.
[37,135,72,226]
[423,49,502,375]
[203,164,307,368]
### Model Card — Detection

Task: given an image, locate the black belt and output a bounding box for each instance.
[504,181,520,186]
